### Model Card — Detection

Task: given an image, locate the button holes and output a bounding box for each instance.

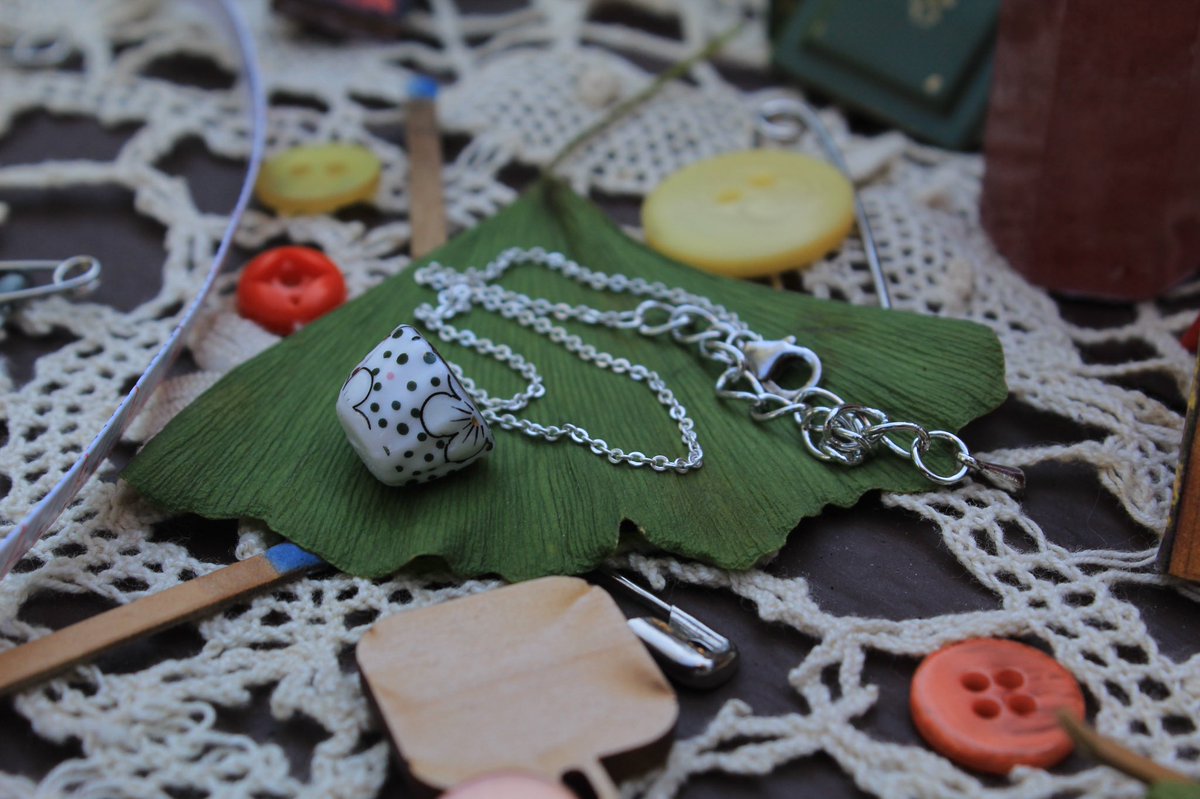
[716,188,743,204]
[288,163,312,177]
[1007,694,1037,716]
[972,698,1001,720]
[961,672,990,692]
[748,173,775,187]
[994,668,1025,689]
[325,161,348,175]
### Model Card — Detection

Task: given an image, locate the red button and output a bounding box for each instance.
[237,246,346,335]
[910,638,1085,774]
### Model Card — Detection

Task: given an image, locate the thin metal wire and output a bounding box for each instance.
[0,0,269,580]
[755,97,892,310]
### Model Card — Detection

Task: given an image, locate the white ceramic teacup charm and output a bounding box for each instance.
[336,324,494,486]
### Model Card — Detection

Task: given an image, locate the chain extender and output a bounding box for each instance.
[414,247,1024,491]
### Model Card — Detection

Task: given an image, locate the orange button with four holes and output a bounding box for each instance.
[237,246,347,336]
[910,638,1085,775]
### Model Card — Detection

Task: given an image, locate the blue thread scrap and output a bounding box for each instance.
[266,543,327,574]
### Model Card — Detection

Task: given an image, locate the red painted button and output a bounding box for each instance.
[237,246,346,335]
[910,638,1085,775]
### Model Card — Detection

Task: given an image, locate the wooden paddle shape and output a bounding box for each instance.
[356,576,678,797]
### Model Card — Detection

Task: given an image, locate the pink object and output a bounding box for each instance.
[981,0,1200,300]
[440,772,575,799]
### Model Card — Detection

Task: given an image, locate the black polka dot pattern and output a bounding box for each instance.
[336,323,494,486]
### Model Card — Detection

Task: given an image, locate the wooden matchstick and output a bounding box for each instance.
[0,544,326,695]
[405,76,448,259]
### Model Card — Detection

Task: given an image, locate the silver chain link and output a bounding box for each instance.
[414,247,1023,490]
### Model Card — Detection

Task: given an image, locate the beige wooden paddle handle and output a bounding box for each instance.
[0,554,290,695]
[406,98,447,259]
[577,759,620,799]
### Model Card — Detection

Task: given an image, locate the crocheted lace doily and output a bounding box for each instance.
[1,2,1198,797]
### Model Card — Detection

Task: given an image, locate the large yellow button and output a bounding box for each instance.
[642,150,855,278]
[255,143,381,216]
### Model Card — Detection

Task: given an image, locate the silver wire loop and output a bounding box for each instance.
[0,256,102,303]
[754,96,892,311]
[413,247,1022,489]
[910,430,972,485]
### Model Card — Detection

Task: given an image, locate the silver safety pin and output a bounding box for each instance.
[0,256,102,304]
[601,569,739,689]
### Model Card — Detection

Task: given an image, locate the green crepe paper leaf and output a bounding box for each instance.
[1147,783,1200,799]
[124,179,1008,580]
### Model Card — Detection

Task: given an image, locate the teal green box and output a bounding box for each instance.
[772,0,999,150]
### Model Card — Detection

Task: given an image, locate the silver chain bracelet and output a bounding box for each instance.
[414,247,1024,491]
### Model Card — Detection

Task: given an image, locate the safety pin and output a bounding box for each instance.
[601,569,739,689]
[754,97,892,310]
[0,255,102,304]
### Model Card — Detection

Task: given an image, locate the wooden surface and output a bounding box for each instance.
[1165,353,1200,581]
[357,577,678,797]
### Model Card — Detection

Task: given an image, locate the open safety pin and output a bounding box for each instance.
[0,255,102,304]
[601,569,739,689]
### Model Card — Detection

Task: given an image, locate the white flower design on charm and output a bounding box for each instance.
[420,388,495,463]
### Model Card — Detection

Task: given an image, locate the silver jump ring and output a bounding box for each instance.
[910,430,970,485]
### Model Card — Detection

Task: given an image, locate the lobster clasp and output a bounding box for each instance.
[741,338,823,401]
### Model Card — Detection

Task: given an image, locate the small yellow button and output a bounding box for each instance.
[642,150,855,278]
[255,143,381,216]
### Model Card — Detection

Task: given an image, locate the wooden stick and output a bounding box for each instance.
[1163,349,1200,580]
[1058,711,1198,785]
[0,544,326,695]
[406,79,448,259]
[578,758,620,799]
